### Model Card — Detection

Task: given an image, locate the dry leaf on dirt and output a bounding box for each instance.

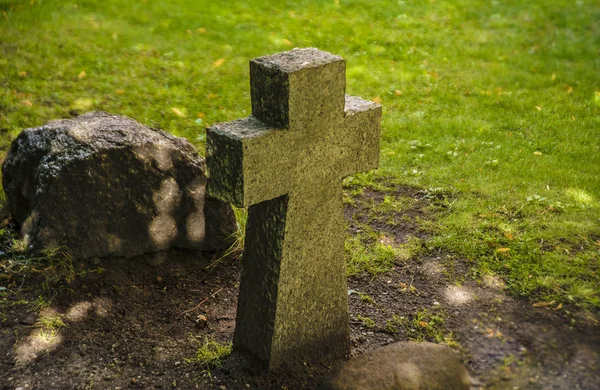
[532,300,556,308]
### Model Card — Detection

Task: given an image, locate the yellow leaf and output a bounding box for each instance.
[197,112,206,118]
[496,247,510,254]
[551,73,556,81]
[534,151,542,156]
[503,232,514,240]
[197,27,206,33]
[78,70,86,80]
[535,106,541,111]
[372,97,382,104]
[170,107,186,118]
[553,303,563,311]
[394,90,402,96]
[566,86,573,93]
[418,321,428,328]
[186,29,192,35]
[115,89,125,95]
[484,328,494,338]
[18,71,27,78]
[21,99,32,107]
[281,39,293,47]
[213,58,225,68]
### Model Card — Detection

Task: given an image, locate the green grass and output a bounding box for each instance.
[1,0,598,311]
[185,336,232,371]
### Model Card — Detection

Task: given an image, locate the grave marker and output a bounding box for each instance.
[206,48,381,369]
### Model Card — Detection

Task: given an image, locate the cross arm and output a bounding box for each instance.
[206,116,293,208]
[338,95,382,178]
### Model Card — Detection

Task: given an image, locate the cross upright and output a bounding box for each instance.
[206,48,381,370]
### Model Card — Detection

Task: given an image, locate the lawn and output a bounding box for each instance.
[1,0,599,313]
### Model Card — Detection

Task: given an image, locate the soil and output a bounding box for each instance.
[1,186,599,390]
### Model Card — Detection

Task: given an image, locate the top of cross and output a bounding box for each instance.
[252,48,343,72]
[207,48,381,208]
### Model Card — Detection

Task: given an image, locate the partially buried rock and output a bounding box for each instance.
[2,111,236,259]
[320,342,472,390]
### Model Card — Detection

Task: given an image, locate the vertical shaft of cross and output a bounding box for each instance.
[234,184,349,368]
[271,184,349,365]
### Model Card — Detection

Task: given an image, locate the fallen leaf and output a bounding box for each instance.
[484,328,495,337]
[197,27,206,33]
[197,112,206,118]
[534,151,542,156]
[418,321,428,328]
[397,282,407,289]
[170,107,186,118]
[78,70,86,79]
[496,247,510,254]
[21,99,32,107]
[186,29,192,35]
[18,71,27,78]
[553,303,563,311]
[551,73,556,81]
[115,89,125,95]
[535,106,541,111]
[394,90,402,96]
[372,97,382,104]
[213,58,225,68]
[532,300,556,308]
[503,232,514,240]
[566,86,573,93]
[281,39,293,46]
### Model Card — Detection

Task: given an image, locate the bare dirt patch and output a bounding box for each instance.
[1,186,598,389]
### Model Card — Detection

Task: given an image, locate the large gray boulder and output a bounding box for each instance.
[2,111,236,259]
[320,342,472,390]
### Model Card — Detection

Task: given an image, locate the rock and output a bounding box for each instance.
[20,314,36,326]
[2,112,236,259]
[320,342,472,390]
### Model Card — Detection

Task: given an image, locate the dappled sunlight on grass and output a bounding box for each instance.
[565,188,597,208]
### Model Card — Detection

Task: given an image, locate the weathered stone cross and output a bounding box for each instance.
[206,48,381,370]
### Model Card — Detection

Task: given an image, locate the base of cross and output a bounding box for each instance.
[207,48,381,371]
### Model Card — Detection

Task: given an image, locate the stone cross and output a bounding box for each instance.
[206,48,381,370]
